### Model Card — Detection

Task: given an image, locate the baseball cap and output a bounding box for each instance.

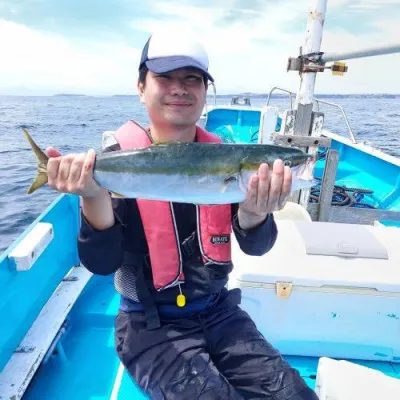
[139,30,214,82]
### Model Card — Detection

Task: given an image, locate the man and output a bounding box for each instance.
[47,30,318,399]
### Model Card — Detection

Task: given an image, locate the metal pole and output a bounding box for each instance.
[294,0,328,109]
[292,0,328,208]
[322,43,400,63]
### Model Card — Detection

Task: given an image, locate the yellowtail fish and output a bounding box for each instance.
[23,128,315,204]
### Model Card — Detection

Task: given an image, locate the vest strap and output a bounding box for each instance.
[136,260,161,330]
[181,231,198,261]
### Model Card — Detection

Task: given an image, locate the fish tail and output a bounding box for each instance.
[23,128,49,194]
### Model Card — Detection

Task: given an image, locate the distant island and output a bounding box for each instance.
[213,93,399,99]
[53,93,88,97]
[112,94,138,97]
[1,92,397,98]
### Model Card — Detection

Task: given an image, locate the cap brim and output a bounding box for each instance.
[145,56,214,82]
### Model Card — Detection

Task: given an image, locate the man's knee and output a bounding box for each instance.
[123,350,242,399]
[162,354,243,399]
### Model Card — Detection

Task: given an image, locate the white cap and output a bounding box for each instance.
[139,30,214,82]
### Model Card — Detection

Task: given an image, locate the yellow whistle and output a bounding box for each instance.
[177,294,186,307]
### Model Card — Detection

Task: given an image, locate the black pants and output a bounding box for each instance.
[115,289,319,399]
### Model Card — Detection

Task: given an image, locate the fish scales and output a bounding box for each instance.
[22,128,316,204]
[94,143,308,176]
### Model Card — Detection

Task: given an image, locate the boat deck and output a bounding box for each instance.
[23,274,400,400]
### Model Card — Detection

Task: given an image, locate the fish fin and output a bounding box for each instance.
[220,175,237,193]
[27,173,48,194]
[109,190,126,199]
[23,128,49,194]
[219,183,228,193]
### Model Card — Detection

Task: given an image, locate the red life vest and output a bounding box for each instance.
[113,120,232,291]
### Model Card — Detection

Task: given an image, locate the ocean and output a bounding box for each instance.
[0,94,399,253]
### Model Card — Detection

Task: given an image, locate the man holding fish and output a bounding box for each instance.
[26,29,317,399]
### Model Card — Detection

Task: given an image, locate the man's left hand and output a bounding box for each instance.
[237,160,292,230]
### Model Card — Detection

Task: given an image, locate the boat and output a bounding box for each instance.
[1,1,400,399]
[199,89,400,226]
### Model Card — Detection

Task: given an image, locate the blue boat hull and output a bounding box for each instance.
[0,194,80,373]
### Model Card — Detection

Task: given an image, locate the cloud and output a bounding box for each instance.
[318,17,400,94]
[0,0,149,44]
[0,0,399,95]
[349,0,400,9]
[0,19,141,95]
[131,0,400,94]
[128,2,304,93]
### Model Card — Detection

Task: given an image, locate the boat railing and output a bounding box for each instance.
[265,86,295,109]
[209,81,217,106]
[264,87,357,145]
[313,98,357,144]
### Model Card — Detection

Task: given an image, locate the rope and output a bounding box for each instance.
[309,178,376,209]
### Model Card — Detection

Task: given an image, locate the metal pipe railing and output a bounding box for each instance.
[209,81,217,106]
[313,98,357,144]
[265,86,296,109]
[263,87,357,144]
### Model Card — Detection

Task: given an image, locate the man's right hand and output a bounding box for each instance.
[46,147,104,198]
[46,147,115,230]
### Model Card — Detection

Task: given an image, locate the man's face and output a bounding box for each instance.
[138,67,207,129]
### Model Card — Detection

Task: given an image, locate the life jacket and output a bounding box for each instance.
[113,120,232,292]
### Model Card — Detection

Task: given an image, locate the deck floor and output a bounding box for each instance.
[24,274,400,400]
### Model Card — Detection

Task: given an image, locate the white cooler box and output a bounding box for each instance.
[315,357,400,399]
[229,219,400,362]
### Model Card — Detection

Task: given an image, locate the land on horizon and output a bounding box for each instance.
[0,92,398,98]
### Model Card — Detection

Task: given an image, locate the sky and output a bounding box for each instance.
[0,0,399,96]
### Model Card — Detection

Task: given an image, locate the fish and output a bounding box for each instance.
[23,128,316,205]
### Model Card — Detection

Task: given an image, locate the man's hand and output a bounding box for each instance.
[238,159,292,230]
[46,147,115,230]
[46,147,104,198]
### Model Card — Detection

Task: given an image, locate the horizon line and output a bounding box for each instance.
[0,92,399,97]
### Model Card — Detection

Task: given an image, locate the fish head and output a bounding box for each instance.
[238,146,316,193]
[280,149,312,169]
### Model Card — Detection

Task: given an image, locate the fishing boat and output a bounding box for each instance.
[199,90,400,226]
[1,1,400,399]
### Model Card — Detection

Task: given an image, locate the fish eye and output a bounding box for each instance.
[284,160,292,167]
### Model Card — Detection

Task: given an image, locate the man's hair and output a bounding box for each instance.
[138,66,148,85]
[138,66,209,86]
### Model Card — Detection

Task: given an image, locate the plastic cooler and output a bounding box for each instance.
[229,218,400,362]
[315,357,400,399]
